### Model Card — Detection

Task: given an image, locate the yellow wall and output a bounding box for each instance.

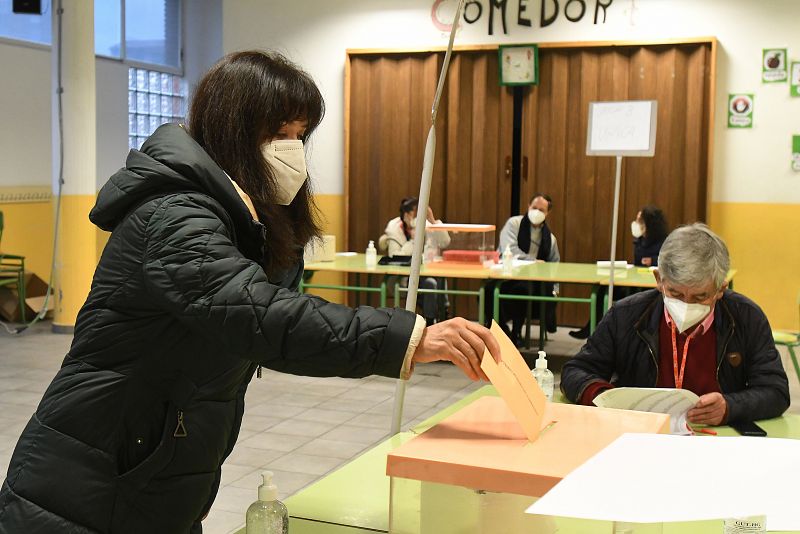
[0,201,54,281]
[3,194,348,309]
[709,202,800,330]
[307,194,346,304]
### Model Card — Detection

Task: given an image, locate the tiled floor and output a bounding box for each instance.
[1,321,798,533]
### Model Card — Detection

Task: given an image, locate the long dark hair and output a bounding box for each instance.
[399,197,418,240]
[641,205,669,245]
[187,50,325,275]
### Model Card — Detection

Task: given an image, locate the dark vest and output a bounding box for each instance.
[517,216,552,261]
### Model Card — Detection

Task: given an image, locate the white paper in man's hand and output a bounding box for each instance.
[593,387,700,435]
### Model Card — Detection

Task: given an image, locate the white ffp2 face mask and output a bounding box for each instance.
[528,209,546,225]
[664,295,711,333]
[261,140,307,205]
[631,220,644,238]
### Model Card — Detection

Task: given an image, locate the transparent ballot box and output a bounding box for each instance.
[389,478,674,534]
[386,396,682,534]
[388,481,751,534]
[425,223,497,265]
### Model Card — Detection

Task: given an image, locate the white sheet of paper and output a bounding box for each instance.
[527,433,800,530]
[595,260,629,268]
[489,259,536,270]
[593,387,700,435]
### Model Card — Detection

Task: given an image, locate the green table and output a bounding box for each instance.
[301,254,495,324]
[302,256,612,340]
[491,262,606,349]
[233,386,800,533]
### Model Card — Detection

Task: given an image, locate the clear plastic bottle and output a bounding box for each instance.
[365,240,377,269]
[532,350,554,401]
[502,244,514,274]
[246,471,288,534]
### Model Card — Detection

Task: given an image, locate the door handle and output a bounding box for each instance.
[504,156,511,179]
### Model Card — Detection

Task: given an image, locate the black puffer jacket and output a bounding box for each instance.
[561,289,790,423]
[0,124,416,533]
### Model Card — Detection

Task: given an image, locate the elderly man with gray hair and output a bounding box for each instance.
[561,223,789,425]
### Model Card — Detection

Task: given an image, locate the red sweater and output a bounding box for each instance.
[656,316,719,395]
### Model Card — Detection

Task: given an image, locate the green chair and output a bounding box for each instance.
[0,211,26,322]
[774,292,800,384]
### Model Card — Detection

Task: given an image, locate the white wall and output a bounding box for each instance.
[223,0,800,203]
[0,0,223,192]
[0,41,51,188]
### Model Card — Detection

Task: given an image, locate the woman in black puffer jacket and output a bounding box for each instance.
[0,51,499,534]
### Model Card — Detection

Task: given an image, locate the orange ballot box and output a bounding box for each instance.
[386,322,670,534]
[386,396,669,498]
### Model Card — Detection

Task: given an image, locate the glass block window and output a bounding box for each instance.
[128,67,186,150]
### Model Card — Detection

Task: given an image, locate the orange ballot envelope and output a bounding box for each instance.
[480,321,547,442]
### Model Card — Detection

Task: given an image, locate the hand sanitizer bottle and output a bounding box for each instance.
[365,240,377,269]
[502,244,514,274]
[246,471,288,534]
[532,350,554,401]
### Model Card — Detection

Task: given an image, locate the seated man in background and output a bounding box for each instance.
[561,223,789,425]
[381,197,450,324]
[486,193,560,345]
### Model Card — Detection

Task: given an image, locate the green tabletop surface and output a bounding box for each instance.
[493,261,607,283]
[304,253,491,279]
[233,384,798,533]
[305,255,616,284]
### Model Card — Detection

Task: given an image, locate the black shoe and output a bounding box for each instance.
[569,326,590,340]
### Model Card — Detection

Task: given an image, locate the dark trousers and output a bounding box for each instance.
[484,280,557,343]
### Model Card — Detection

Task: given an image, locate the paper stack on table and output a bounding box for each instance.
[526,433,800,531]
[593,387,700,435]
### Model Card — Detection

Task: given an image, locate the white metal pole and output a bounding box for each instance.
[391,0,465,435]
[607,155,623,311]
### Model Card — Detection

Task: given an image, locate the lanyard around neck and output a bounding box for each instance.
[670,322,701,389]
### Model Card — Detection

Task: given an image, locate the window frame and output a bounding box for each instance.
[0,0,183,75]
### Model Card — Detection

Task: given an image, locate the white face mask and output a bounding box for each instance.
[528,209,546,225]
[406,217,417,229]
[261,140,307,205]
[663,295,711,334]
[631,220,644,238]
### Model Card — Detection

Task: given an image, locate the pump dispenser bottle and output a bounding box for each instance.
[502,244,513,274]
[246,471,288,534]
[365,240,377,269]
[532,350,554,401]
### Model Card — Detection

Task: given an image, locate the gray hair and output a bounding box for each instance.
[658,223,730,289]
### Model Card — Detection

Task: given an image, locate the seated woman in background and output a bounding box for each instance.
[381,197,451,325]
[569,204,670,339]
[632,205,669,268]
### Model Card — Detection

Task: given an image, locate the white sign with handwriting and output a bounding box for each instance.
[586,100,658,156]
